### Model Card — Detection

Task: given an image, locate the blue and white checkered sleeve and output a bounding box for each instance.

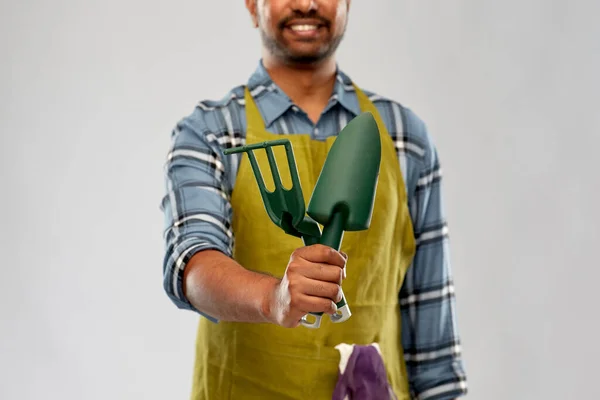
[160,109,233,322]
[400,118,468,399]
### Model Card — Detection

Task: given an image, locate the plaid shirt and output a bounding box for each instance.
[160,61,468,400]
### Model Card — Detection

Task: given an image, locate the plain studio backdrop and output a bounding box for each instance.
[1,0,598,399]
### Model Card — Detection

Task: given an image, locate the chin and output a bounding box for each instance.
[285,47,330,62]
[285,54,329,66]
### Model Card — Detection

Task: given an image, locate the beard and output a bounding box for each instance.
[257,10,347,65]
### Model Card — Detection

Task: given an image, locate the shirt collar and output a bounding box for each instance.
[246,60,362,128]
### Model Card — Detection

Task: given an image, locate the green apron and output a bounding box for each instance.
[190,84,416,399]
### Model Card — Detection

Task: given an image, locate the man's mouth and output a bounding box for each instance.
[289,24,320,32]
[281,15,328,36]
[283,19,327,39]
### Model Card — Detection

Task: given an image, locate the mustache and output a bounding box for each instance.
[277,11,330,29]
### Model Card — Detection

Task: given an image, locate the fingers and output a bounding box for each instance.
[291,275,342,303]
[289,260,344,284]
[293,244,347,268]
[291,293,338,315]
[277,245,349,328]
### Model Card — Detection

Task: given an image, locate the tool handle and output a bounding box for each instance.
[298,230,324,328]
[320,208,346,250]
[300,292,350,329]
[320,209,352,323]
[300,209,352,328]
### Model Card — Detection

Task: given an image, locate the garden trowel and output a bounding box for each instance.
[300,111,382,328]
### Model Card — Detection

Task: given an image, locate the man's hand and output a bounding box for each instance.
[265,244,348,328]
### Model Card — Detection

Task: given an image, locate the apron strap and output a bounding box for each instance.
[244,86,268,132]
[353,83,389,140]
[353,83,411,202]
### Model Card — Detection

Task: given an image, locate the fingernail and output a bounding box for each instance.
[343,266,347,279]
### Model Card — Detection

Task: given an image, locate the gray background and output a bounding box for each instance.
[2,0,598,399]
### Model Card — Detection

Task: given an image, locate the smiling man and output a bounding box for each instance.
[160,1,468,399]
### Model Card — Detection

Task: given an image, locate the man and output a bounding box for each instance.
[160,0,467,399]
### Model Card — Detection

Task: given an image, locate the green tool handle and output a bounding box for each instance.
[299,232,327,329]
[301,235,319,246]
[320,210,348,309]
[303,209,350,323]
[320,210,345,250]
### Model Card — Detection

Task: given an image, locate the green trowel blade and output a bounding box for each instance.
[307,112,381,232]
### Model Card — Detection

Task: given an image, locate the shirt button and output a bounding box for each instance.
[292,106,300,112]
[313,128,319,136]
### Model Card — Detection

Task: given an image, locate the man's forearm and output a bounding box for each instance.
[183,250,280,323]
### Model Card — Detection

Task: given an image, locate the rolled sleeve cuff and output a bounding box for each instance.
[410,359,468,400]
[163,238,232,323]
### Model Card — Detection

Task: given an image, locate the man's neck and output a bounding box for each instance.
[262,55,337,123]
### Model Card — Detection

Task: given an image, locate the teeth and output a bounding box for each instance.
[290,25,318,32]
